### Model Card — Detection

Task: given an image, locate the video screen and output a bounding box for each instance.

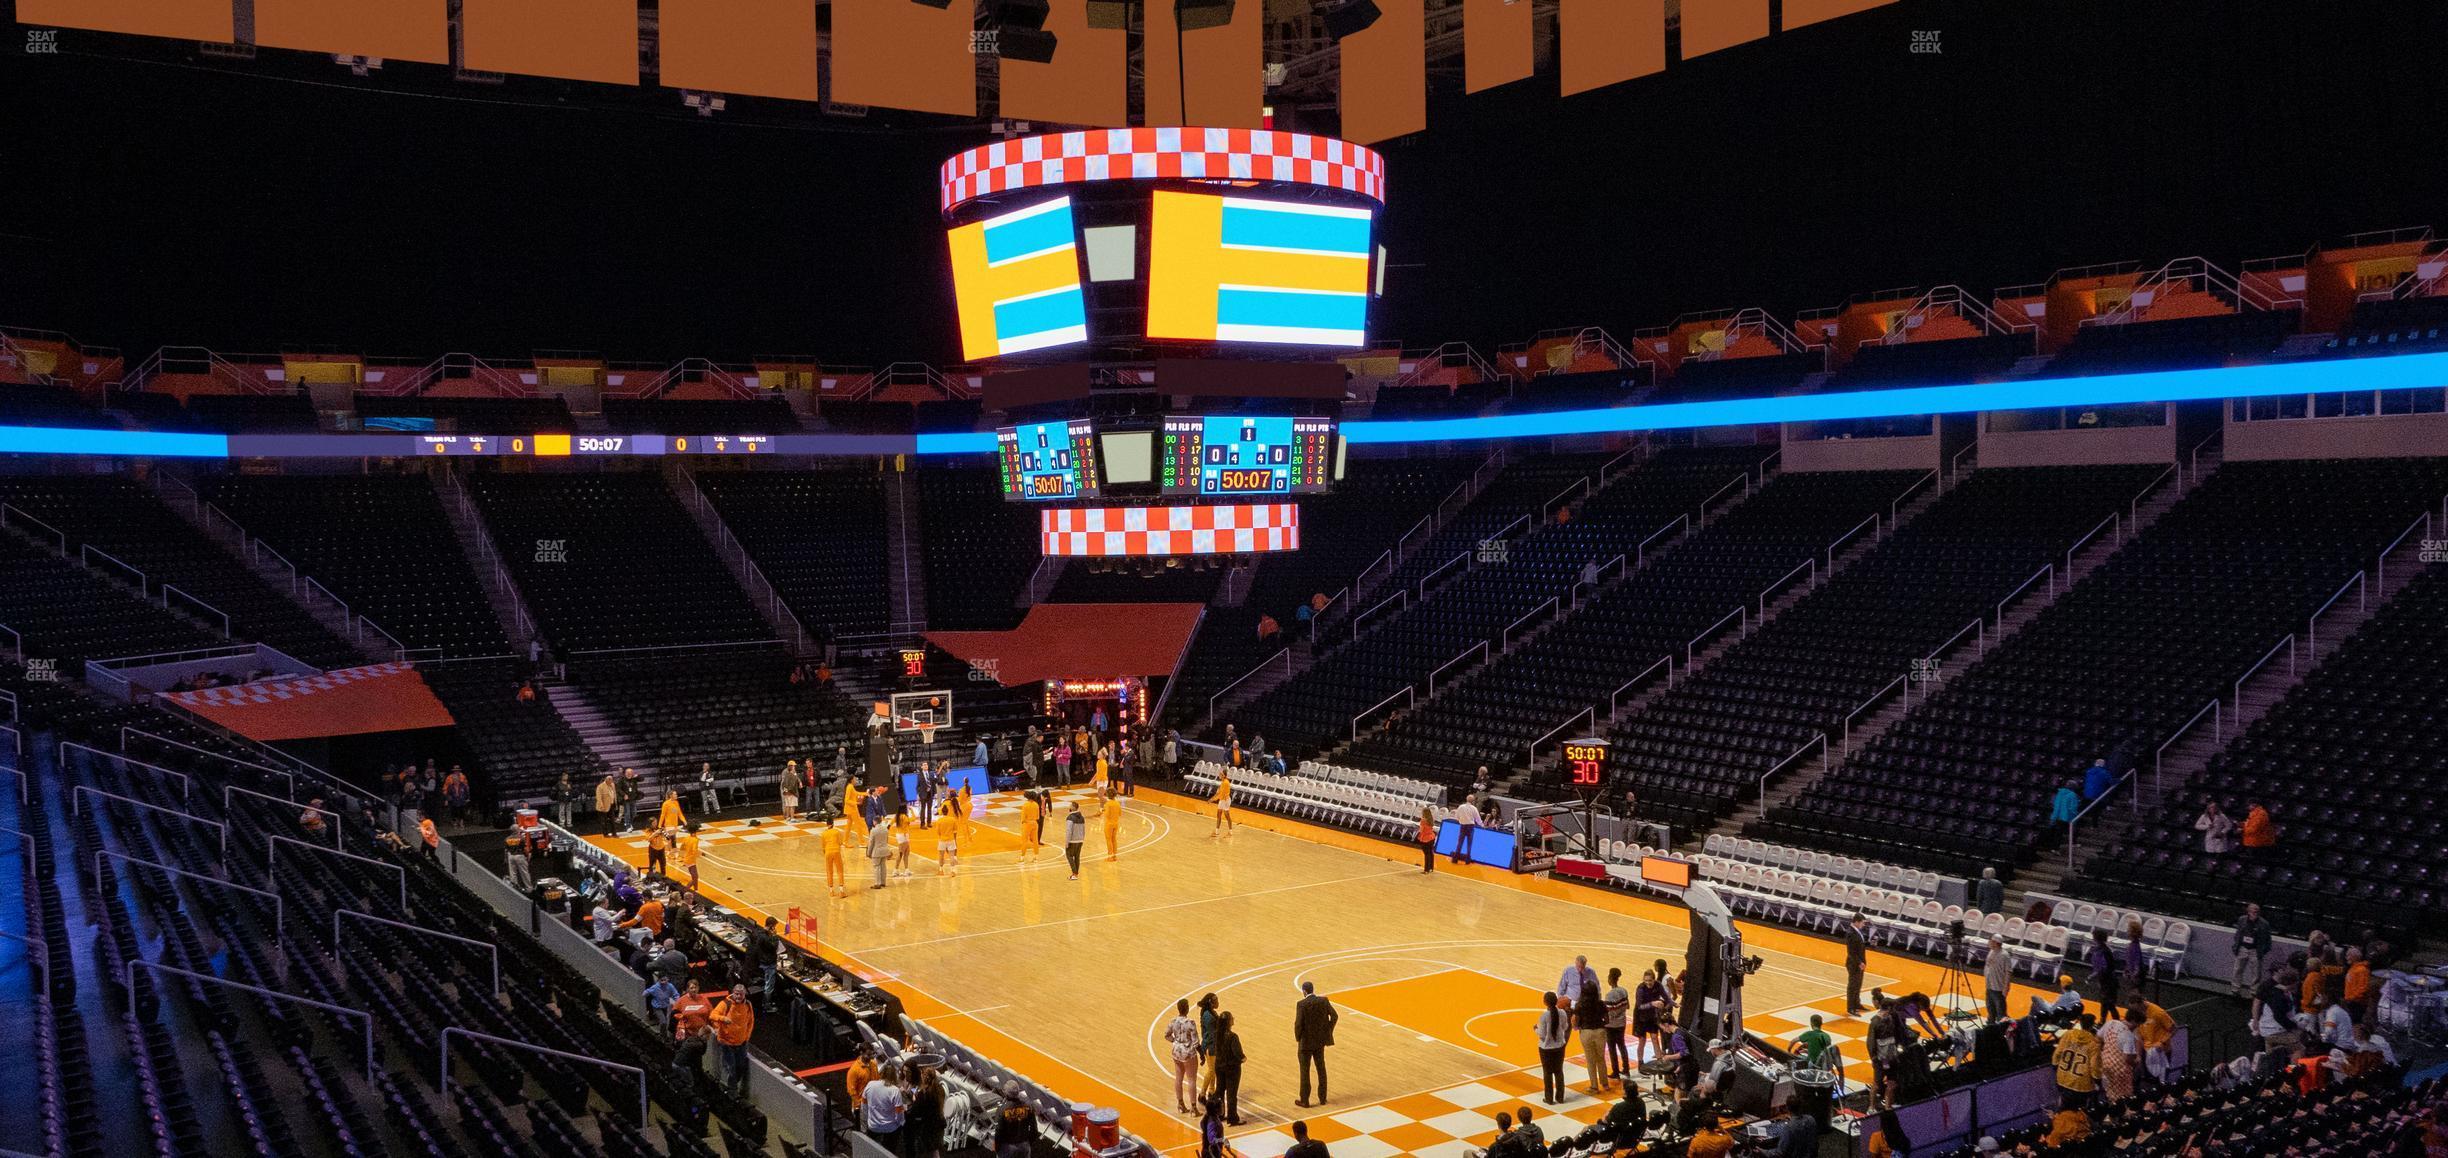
[1144,191,1373,348]
[1158,415,1336,495]
[948,196,1089,360]
[1099,429,1155,486]
[1039,503,1300,557]
[996,419,1101,502]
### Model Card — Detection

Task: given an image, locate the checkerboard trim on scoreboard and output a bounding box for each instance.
[1039,503,1300,557]
[942,128,1386,213]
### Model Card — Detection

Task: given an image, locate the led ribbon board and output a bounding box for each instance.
[1039,503,1299,557]
[948,197,1089,359]
[1146,191,1373,346]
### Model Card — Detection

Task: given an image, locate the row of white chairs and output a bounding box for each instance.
[1700,833,1946,899]
[1295,759,1444,803]
[2044,902,2194,980]
[1187,761,1419,840]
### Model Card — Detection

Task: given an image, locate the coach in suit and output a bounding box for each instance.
[1843,913,1870,1015]
[1294,981,1340,1106]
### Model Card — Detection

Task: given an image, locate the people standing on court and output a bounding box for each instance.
[779,760,801,822]
[1562,956,1610,1094]
[1632,968,1667,1063]
[1166,998,1202,1113]
[1211,769,1235,838]
[1102,787,1124,860]
[867,812,892,890]
[1417,806,1439,873]
[1533,990,1570,1103]
[618,766,643,832]
[1844,912,1871,1015]
[1602,967,1632,1083]
[1985,935,2014,1021]
[2233,902,2273,996]
[821,818,847,897]
[1294,980,1338,1106]
[697,762,719,817]
[1212,1011,1246,1125]
[595,773,620,835]
[1453,795,1482,863]
[1064,802,1088,880]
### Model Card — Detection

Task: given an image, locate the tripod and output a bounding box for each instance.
[1936,933,1981,1025]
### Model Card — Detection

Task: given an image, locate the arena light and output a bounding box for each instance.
[995,0,1058,62]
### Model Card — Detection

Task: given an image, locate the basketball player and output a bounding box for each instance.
[820,819,847,898]
[934,798,959,875]
[1020,791,1043,862]
[1211,770,1234,838]
[1103,786,1124,860]
[892,808,915,877]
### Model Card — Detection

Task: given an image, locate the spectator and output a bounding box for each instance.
[1165,998,1201,1113]
[1469,1111,1515,1158]
[1284,1118,1330,1158]
[671,978,714,1040]
[845,1044,879,1117]
[442,765,470,824]
[1511,1105,1544,1154]
[1453,795,1482,863]
[2044,1099,2091,1146]
[863,1062,908,1153]
[673,1023,713,1093]
[2050,780,2082,825]
[1570,965,1610,1096]
[2082,757,2115,801]
[1973,866,2005,915]
[1842,912,1870,1015]
[1532,991,1569,1104]
[2089,928,2122,1019]
[2234,902,2274,996]
[993,1080,1034,1158]
[2052,1013,2101,1106]
[618,767,642,832]
[1065,802,1088,879]
[2195,799,2237,853]
[709,982,755,1095]
[593,773,619,835]
[504,831,534,892]
[553,772,576,829]
[417,816,439,859]
[1256,614,1280,640]
[643,974,679,1034]
[1196,1095,1228,1158]
[2241,800,2278,851]
[2099,1005,2140,1102]
[1212,1011,1245,1125]
[300,798,328,838]
[697,762,719,817]
[1602,967,1632,1082]
[2344,947,2374,1022]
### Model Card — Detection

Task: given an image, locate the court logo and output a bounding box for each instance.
[2422,538,2447,564]
[24,658,58,682]
[1910,30,1941,54]
[27,29,59,53]
[534,538,568,564]
[1477,538,1510,564]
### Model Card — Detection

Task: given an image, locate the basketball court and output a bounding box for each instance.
[589,785,2036,1155]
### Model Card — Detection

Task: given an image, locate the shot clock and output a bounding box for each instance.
[1561,737,1610,796]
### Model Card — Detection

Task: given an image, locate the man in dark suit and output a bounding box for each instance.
[1294,980,1339,1107]
[1844,912,1870,1015]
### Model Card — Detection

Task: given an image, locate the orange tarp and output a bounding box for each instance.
[161,663,456,742]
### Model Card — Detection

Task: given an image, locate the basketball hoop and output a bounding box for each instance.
[919,723,939,748]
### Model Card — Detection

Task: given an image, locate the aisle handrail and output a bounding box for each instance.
[1608,655,1673,718]
[2232,635,2297,716]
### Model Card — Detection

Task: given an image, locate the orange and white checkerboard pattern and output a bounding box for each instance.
[1229,1062,1646,1158]
[1041,503,1299,558]
[940,128,1386,212]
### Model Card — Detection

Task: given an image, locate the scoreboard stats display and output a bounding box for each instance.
[1561,737,1610,794]
[1159,415,1335,496]
[997,419,1101,502]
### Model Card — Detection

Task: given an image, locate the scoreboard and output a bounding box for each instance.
[1158,416,1335,496]
[1561,738,1610,795]
[997,419,1101,502]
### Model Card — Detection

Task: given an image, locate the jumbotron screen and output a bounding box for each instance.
[948,197,1090,360]
[996,419,1100,501]
[1158,415,1336,496]
[1145,191,1373,348]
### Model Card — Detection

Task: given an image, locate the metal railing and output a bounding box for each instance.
[268,833,407,910]
[96,849,285,942]
[1608,655,1673,719]
[1826,514,1880,570]
[71,785,225,853]
[441,1027,648,1127]
[1842,674,1909,755]
[1759,558,1816,619]
[1889,469,1939,526]
[337,910,500,993]
[1354,545,1397,597]
[2151,699,2223,798]
[1309,587,1345,642]
[128,960,374,1078]
[1948,441,1978,484]
[1637,515,1689,566]
[62,741,192,800]
[1993,563,2054,628]
[0,504,67,552]
[564,637,785,661]
[250,537,301,592]
[1503,597,1558,651]
[1428,641,1487,693]
[1526,707,1597,766]
[124,725,295,798]
[161,584,232,637]
[2129,463,2176,524]
[1688,606,1747,667]
[1698,473,1748,521]
[80,544,148,593]
[1417,550,1470,597]
[2304,570,2367,655]
[2064,771,2135,871]
[1544,477,1588,520]
[1350,686,1414,742]
[2183,432,2221,486]
[1760,733,1829,803]
[2233,635,2297,716]
[2377,511,2432,590]
[2065,512,2119,578]
[1207,648,1291,727]
[1353,590,1408,637]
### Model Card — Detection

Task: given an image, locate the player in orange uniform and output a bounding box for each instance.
[933,799,960,875]
[819,819,847,897]
[1102,786,1124,860]
[1020,791,1043,861]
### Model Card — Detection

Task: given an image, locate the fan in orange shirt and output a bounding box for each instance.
[819,820,847,898]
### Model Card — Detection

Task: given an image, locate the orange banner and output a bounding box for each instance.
[1464,0,1534,93]
[1559,0,1663,97]
[1678,0,1768,60]
[254,0,449,63]
[161,664,456,743]
[1340,0,1425,145]
[463,0,638,85]
[1000,0,1128,128]
[1144,0,1261,128]
[16,0,232,42]
[830,0,974,116]
[659,0,817,100]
